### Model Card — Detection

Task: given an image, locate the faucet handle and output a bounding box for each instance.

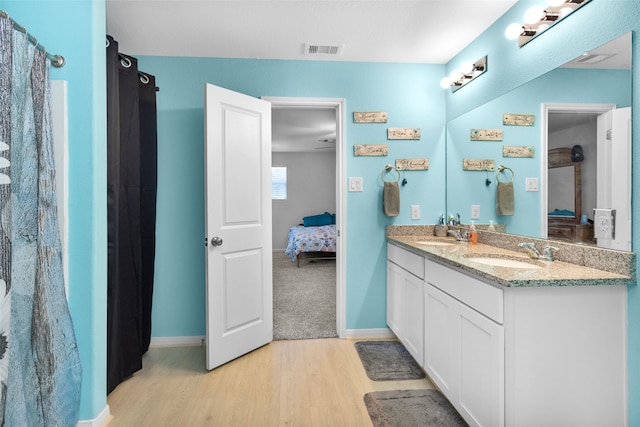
[543,245,559,261]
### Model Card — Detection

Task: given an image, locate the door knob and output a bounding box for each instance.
[210,236,223,247]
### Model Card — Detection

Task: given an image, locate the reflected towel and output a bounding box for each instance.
[384,181,400,217]
[497,181,514,216]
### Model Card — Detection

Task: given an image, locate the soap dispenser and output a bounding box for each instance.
[469,221,478,245]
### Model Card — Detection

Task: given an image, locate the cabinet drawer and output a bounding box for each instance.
[387,243,424,279]
[425,258,503,324]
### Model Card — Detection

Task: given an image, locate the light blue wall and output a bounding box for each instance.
[134,56,447,335]
[2,0,108,421]
[446,67,630,235]
[447,0,640,424]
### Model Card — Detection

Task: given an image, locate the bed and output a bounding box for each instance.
[285,224,337,267]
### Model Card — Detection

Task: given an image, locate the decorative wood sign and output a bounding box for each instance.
[463,159,495,171]
[503,145,535,158]
[387,128,421,140]
[470,129,503,141]
[503,113,535,126]
[353,111,387,123]
[353,144,388,157]
[396,158,429,171]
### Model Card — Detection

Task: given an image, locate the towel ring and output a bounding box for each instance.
[382,165,401,183]
[496,165,514,183]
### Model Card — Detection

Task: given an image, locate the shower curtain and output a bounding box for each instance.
[106,35,158,394]
[0,16,81,426]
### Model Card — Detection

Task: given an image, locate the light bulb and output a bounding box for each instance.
[548,0,566,6]
[440,77,452,89]
[537,23,550,32]
[525,6,545,24]
[505,23,523,40]
[449,69,463,82]
[459,61,474,75]
[559,6,573,17]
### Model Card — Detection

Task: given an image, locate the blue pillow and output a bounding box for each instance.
[303,212,333,227]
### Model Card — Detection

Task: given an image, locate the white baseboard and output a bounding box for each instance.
[149,336,205,347]
[77,404,110,427]
[344,328,396,339]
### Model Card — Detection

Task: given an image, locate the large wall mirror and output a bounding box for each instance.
[445,32,632,251]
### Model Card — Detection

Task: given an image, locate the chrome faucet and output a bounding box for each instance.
[448,229,468,242]
[543,245,559,261]
[518,242,542,259]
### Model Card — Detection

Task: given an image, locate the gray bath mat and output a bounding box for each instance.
[364,389,468,427]
[355,341,425,381]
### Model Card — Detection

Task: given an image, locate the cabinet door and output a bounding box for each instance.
[386,261,404,338]
[456,302,504,427]
[403,273,424,366]
[424,283,455,396]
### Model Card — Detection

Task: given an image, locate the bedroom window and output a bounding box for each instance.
[272,166,287,200]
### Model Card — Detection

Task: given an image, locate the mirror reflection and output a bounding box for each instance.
[446,32,632,251]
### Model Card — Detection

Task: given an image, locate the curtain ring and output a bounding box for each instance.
[139,73,150,84]
[120,56,132,68]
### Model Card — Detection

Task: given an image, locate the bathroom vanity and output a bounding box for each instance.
[386,229,633,427]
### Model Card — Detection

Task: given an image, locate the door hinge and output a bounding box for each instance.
[204,236,208,247]
[606,129,612,140]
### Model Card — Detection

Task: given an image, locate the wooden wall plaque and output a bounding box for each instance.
[470,129,503,141]
[396,158,429,171]
[503,146,535,158]
[353,144,388,156]
[387,128,421,140]
[353,111,387,123]
[503,113,535,126]
[463,159,495,171]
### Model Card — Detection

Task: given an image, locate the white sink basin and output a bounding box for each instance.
[466,256,541,269]
[416,240,455,246]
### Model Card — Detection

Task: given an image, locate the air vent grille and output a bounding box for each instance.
[304,43,343,55]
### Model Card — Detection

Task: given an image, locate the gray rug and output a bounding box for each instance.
[355,341,426,381]
[364,389,468,427]
[273,251,337,340]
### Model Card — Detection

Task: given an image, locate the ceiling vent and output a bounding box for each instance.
[574,53,614,64]
[304,43,344,55]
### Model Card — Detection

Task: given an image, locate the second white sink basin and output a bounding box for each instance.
[465,256,541,269]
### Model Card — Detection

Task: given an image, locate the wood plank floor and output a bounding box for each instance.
[106,338,434,426]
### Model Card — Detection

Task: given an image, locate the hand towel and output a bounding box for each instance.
[496,181,514,216]
[384,181,400,217]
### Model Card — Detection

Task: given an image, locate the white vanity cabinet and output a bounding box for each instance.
[424,258,505,427]
[386,244,424,365]
[387,241,627,427]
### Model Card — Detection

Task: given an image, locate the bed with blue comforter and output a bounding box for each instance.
[285,224,337,267]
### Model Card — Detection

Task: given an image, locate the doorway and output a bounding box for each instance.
[264,97,346,339]
[541,103,631,250]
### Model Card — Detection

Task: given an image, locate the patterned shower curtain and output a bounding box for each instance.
[0,16,81,426]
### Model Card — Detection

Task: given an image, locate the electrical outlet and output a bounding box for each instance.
[593,208,616,239]
[411,205,420,220]
[471,204,480,219]
[525,178,539,192]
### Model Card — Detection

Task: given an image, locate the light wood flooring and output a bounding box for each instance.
[106,338,434,426]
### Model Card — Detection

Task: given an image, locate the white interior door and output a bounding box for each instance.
[204,83,272,370]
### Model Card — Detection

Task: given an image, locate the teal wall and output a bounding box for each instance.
[1,0,108,421]
[133,56,447,336]
[447,0,640,424]
[446,67,631,235]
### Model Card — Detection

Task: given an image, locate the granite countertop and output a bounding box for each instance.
[388,235,632,288]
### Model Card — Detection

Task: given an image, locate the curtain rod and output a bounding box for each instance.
[0,10,65,68]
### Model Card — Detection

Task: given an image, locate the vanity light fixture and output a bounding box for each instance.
[505,0,592,47]
[440,56,487,92]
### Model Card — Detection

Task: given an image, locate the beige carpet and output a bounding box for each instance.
[273,251,337,340]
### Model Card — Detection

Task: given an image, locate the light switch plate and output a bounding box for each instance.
[349,177,363,192]
[525,177,539,192]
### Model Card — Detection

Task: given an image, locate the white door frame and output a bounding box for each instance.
[262,96,346,338]
[540,103,616,238]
